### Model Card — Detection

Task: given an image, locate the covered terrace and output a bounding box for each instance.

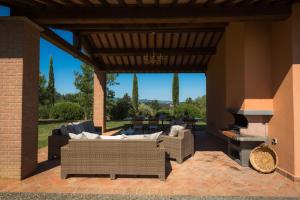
[0,0,300,197]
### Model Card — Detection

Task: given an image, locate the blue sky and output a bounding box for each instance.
[0,5,206,101]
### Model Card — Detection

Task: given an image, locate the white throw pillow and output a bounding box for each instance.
[82,131,99,140]
[100,135,124,140]
[69,133,83,139]
[169,125,185,137]
[150,131,163,140]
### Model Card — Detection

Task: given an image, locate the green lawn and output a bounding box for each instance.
[38,120,206,149]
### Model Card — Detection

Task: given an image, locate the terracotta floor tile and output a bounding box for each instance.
[0,132,299,197]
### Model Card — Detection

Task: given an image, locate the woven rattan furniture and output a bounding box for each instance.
[160,129,194,163]
[48,121,101,160]
[61,139,166,180]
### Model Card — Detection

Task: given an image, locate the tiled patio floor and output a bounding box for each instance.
[0,132,299,197]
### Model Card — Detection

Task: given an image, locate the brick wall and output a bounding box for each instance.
[93,71,106,132]
[0,19,39,179]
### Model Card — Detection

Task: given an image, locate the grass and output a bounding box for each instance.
[38,120,207,149]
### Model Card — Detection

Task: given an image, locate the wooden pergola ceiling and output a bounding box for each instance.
[0,0,298,73]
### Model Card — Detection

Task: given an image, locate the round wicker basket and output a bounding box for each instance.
[250,144,278,174]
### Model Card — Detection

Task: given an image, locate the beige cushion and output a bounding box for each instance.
[150,131,163,140]
[169,125,185,137]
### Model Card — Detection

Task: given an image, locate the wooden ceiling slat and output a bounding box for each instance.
[132,33,139,48]
[114,33,124,48]
[189,55,196,65]
[182,55,189,65]
[123,56,130,65]
[169,56,176,65]
[115,56,122,65]
[120,33,127,48]
[186,32,196,48]
[206,32,216,47]
[179,32,188,48]
[195,55,202,65]
[136,56,142,65]
[102,64,206,73]
[107,33,117,48]
[157,33,163,48]
[102,56,110,64]
[200,32,208,47]
[171,33,179,48]
[163,33,171,48]
[123,33,132,48]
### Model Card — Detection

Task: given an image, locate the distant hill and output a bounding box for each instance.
[139,99,172,104]
[113,97,172,104]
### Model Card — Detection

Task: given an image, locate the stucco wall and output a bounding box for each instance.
[269,3,300,180]
[206,37,232,133]
[207,3,300,180]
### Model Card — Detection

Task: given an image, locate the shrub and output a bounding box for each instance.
[110,99,132,120]
[50,102,84,120]
[138,103,155,117]
[174,103,202,119]
[39,105,50,119]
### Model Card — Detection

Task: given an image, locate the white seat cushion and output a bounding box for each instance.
[100,135,124,140]
[69,133,84,139]
[82,131,99,140]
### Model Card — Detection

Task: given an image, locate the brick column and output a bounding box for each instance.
[93,70,106,133]
[0,18,40,179]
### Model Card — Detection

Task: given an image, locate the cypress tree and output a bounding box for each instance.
[47,56,56,106]
[132,73,139,114]
[172,73,179,108]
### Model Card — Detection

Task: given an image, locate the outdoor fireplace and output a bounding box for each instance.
[222,109,272,167]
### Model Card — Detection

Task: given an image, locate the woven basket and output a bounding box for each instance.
[250,144,278,174]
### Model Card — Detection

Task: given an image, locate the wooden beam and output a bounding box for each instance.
[41,27,101,68]
[100,64,206,73]
[51,23,227,32]
[93,47,216,56]
[11,6,291,25]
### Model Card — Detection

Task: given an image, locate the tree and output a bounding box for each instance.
[47,56,56,106]
[185,97,193,104]
[149,100,160,113]
[132,73,139,114]
[39,73,49,105]
[172,73,179,108]
[110,94,132,120]
[74,64,94,120]
[106,73,119,117]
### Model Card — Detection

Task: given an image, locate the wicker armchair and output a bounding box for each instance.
[160,129,194,163]
[61,139,166,181]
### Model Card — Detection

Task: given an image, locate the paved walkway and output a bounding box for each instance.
[0,132,299,197]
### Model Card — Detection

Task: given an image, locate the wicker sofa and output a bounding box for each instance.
[61,139,166,181]
[160,129,194,163]
[48,121,101,160]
